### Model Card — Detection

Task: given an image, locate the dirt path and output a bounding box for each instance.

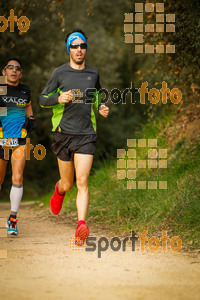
[0,202,200,300]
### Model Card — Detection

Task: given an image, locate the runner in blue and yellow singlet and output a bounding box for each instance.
[0,58,35,235]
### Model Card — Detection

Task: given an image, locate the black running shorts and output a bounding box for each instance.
[0,138,27,161]
[51,132,97,161]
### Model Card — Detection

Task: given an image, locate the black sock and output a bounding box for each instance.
[10,213,17,219]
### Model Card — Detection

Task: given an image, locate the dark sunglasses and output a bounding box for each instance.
[5,64,22,71]
[70,43,87,50]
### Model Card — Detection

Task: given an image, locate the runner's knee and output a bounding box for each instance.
[12,173,23,185]
[76,176,88,190]
[61,181,73,192]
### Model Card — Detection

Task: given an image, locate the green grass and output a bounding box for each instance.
[40,108,200,248]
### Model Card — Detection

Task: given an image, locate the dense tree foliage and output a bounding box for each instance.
[0,0,199,197]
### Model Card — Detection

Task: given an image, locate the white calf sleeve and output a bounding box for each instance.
[10,184,23,213]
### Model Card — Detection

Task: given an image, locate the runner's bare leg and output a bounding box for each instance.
[11,146,26,185]
[74,153,93,221]
[57,158,74,193]
[9,146,26,218]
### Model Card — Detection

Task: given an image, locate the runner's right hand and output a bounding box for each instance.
[58,90,73,104]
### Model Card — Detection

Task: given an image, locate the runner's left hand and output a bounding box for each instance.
[26,116,35,133]
[99,105,109,118]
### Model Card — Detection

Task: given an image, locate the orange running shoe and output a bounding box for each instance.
[50,182,65,215]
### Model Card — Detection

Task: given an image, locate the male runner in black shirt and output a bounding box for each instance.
[0,58,35,235]
[40,29,109,245]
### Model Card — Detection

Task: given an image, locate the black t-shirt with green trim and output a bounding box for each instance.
[39,63,101,135]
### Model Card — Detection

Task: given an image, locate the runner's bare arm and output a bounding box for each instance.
[26,103,34,119]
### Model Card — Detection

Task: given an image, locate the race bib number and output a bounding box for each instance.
[0,138,19,147]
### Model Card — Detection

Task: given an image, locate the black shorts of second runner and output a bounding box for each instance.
[0,138,27,161]
[51,132,97,161]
